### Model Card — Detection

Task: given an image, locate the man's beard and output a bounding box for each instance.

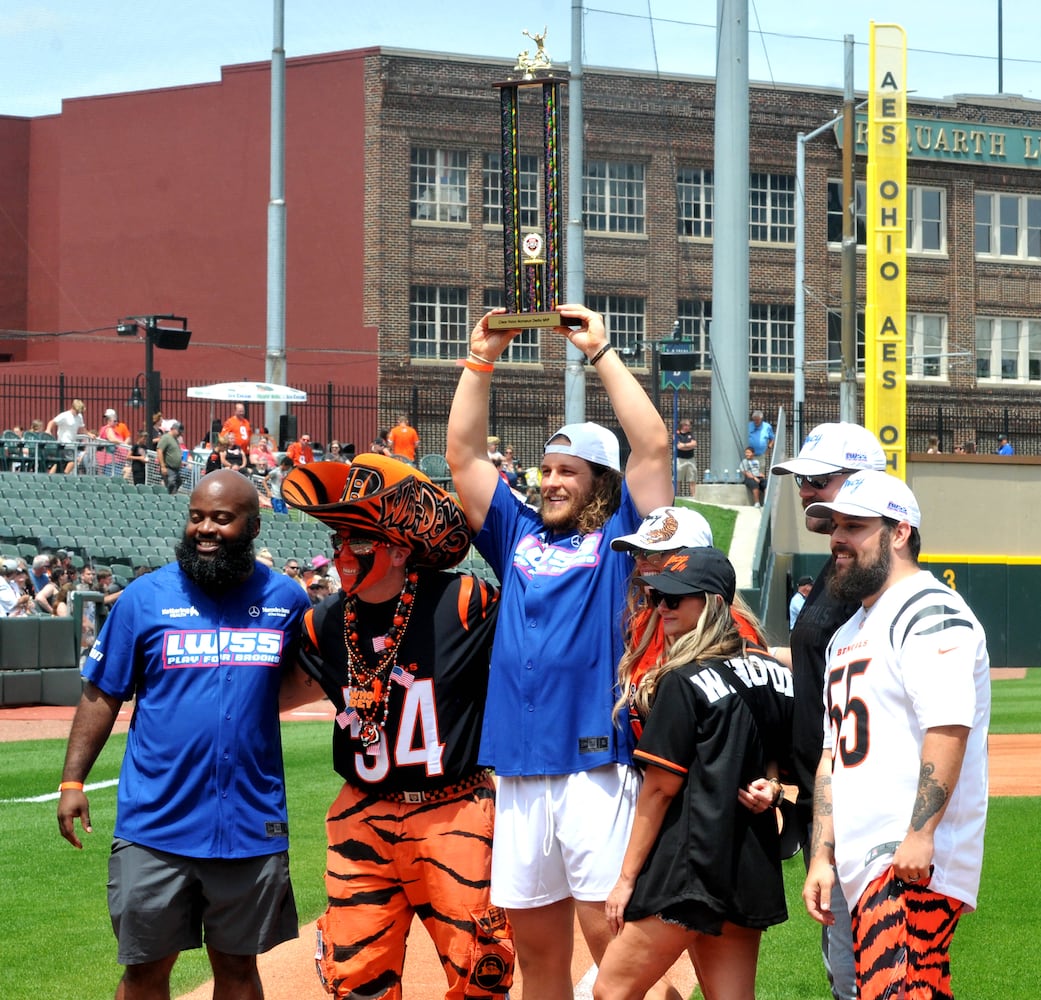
[176,528,256,589]
[828,535,891,605]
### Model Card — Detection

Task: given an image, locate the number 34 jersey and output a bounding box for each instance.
[823,569,991,911]
[305,570,499,794]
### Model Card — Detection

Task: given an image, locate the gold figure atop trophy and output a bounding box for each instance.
[490,29,569,331]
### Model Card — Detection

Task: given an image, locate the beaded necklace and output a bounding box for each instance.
[341,569,419,752]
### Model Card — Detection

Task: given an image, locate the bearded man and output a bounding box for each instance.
[801,470,991,1000]
[281,455,513,1000]
[57,470,311,1000]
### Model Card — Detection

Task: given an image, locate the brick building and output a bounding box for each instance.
[3,47,1041,460]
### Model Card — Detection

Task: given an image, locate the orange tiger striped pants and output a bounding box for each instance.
[851,867,964,1000]
[315,777,513,999]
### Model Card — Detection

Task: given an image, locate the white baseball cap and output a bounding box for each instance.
[544,422,620,472]
[772,422,886,478]
[611,506,713,553]
[806,470,921,528]
[104,408,117,419]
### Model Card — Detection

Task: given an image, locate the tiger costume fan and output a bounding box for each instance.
[285,456,513,998]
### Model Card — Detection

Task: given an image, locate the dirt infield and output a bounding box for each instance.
[4,677,1036,1000]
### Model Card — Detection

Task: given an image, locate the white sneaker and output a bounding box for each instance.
[754,502,761,508]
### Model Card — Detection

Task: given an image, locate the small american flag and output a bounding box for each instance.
[336,708,359,731]
[390,665,414,689]
[372,635,388,652]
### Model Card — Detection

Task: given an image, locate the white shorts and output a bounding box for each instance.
[490,764,640,908]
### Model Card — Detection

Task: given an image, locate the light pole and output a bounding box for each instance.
[118,315,192,432]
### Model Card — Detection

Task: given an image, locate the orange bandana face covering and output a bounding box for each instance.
[283,455,472,572]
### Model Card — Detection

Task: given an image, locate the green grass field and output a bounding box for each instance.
[1,672,1036,999]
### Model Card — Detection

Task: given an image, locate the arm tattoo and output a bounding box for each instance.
[813,773,832,817]
[911,761,948,831]
[809,818,835,857]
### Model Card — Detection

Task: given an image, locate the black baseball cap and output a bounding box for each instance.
[637,546,736,603]
[797,575,814,586]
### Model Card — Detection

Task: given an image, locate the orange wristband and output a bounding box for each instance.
[58,781,84,792]
[464,359,494,373]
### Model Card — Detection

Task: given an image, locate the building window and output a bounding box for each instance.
[976,316,1041,382]
[828,181,945,252]
[906,313,948,379]
[410,148,468,223]
[826,311,945,379]
[482,152,540,228]
[974,192,1041,259]
[749,304,794,373]
[587,295,645,365]
[677,168,714,238]
[908,187,945,252]
[826,310,866,373]
[583,161,645,234]
[749,173,795,243]
[674,300,712,369]
[409,286,468,360]
[482,288,539,362]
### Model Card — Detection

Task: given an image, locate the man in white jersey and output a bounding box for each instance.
[801,470,990,1000]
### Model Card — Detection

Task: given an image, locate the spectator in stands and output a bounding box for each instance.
[225,435,246,472]
[282,558,305,590]
[221,402,252,454]
[250,428,277,471]
[387,414,419,463]
[0,560,33,616]
[35,565,70,615]
[265,456,294,514]
[150,411,165,450]
[96,409,130,477]
[997,434,1014,455]
[205,437,228,475]
[286,433,315,466]
[46,398,96,474]
[256,548,275,568]
[311,553,339,593]
[739,446,768,508]
[370,428,391,455]
[94,567,123,631]
[29,554,52,596]
[327,440,349,463]
[156,422,184,494]
[128,429,149,485]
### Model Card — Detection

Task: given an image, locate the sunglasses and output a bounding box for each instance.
[331,535,384,557]
[633,548,670,563]
[793,472,842,491]
[285,564,299,571]
[647,589,700,610]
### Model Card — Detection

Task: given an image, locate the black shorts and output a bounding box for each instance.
[107,838,298,965]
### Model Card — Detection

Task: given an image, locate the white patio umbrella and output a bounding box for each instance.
[186,381,307,403]
[186,382,307,444]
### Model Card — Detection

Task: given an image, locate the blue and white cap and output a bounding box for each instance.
[772,422,886,478]
[806,470,921,528]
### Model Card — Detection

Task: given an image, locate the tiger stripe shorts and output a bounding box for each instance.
[852,867,964,1000]
[315,776,514,999]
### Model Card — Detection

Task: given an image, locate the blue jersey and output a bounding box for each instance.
[474,477,639,775]
[83,562,310,859]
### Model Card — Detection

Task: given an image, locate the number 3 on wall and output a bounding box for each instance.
[943,568,956,590]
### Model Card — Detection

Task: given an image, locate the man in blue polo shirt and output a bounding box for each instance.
[57,470,310,999]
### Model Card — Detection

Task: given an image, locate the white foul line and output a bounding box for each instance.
[2,778,119,805]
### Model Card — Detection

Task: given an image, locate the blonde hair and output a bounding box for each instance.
[614,592,744,724]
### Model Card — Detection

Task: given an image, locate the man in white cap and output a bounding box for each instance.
[770,421,886,1000]
[801,470,990,1000]
[446,304,673,999]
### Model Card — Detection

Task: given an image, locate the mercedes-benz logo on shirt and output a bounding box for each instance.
[248,605,261,617]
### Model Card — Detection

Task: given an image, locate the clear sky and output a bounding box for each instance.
[3,1,1040,119]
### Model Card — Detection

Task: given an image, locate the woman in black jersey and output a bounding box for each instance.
[594,547,794,1000]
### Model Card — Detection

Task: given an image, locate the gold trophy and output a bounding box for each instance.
[488,29,569,331]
